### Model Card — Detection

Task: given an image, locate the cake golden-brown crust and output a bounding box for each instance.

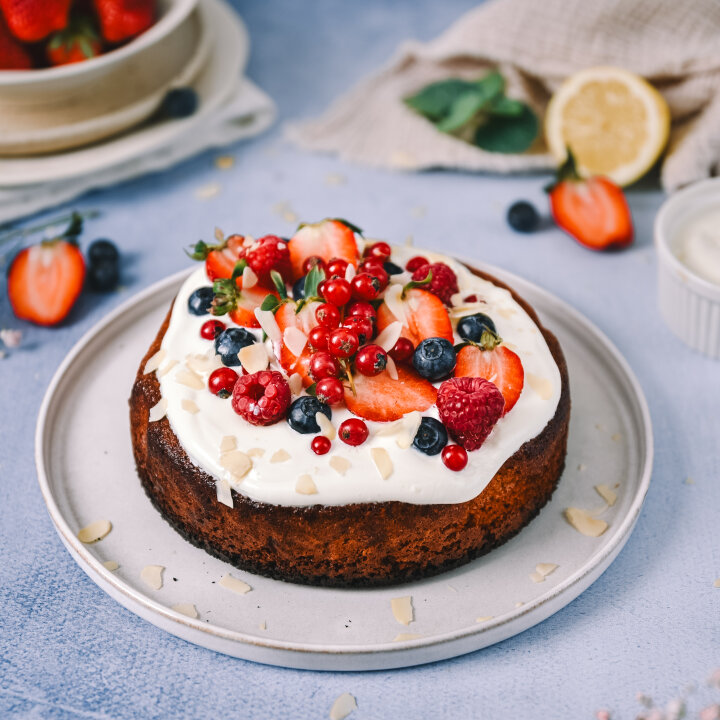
[129,265,570,587]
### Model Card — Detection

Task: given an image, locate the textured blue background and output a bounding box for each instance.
[1,1,719,718]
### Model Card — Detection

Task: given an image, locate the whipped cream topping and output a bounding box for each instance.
[156,245,562,507]
[675,208,720,286]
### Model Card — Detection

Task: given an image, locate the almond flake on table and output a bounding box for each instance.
[195,183,221,199]
[272,201,298,224]
[214,155,235,170]
[391,596,414,625]
[324,173,347,186]
[77,520,112,544]
[141,565,164,591]
[102,560,119,571]
[143,349,166,374]
[329,693,357,720]
[393,632,422,642]
[329,456,351,476]
[172,603,198,619]
[219,573,252,595]
[713,578,720,588]
[564,507,608,537]
[148,398,167,422]
[296,474,318,495]
[270,449,290,464]
[370,447,393,480]
[594,484,617,506]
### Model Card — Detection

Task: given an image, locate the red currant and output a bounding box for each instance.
[355,344,387,376]
[346,301,376,323]
[208,367,239,398]
[328,327,359,359]
[363,241,391,262]
[311,435,332,455]
[308,326,330,351]
[359,261,389,290]
[389,337,414,364]
[200,319,226,340]
[406,256,429,273]
[309,351,340,381]
[315,303,341,328]
[322,278,352,306]
[442,444,468,471]
[338,418,369,446]
[302,255,325,274]
[351,273,381,301]
[326,257,349,278]
[315,377,344,405]
[343,315,374,344]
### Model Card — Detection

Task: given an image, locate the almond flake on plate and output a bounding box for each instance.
[391,596,414,625]
[148,398,167,422]
[329,456,351,476]
[242,264,258,289]
[172,603,198,619]
[254,308,282,344]
[220,450,252,479]
[530,571,546,583]
[536,563,558,577]
[219,573,252,595]
[216,479,233,508]
[370,447,393,480]
[288,373,303,395]
[143,349,166,374]
[375,321,402,352]
[239,343,269,374]
[329,693,357,720]
[270,449,290,463]
[393,632,422,642]
[594,484,617,506]
[296,474,318,495]
[175,368,204,390]
[181,398,199,414]
[476,616,494,623]
[283,326,308,357]
[514,601,524,608]
[103,560,119,571]
[220,435,237,453]
[564,507,608,537]
[141,565,164,591]
[258,620,267,630]
[77,520,112,544]
[316,412,336,440]
[526,373,553,400]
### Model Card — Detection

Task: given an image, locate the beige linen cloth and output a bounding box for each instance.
[288,0,720,191]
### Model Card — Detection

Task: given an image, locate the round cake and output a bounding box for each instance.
[130,220,570,587]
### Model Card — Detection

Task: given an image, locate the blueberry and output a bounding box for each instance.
[383,261,403,275]
[457,313,497,343]
[87,239,119,265]
[214,327,255,366]
[507,201,540,233]
[413,417,448,456]
[160,87,199,119]
[292,275,306,300]
[287,396,332,434]
[413,337,456,381]
[87,260,119,292]
[188,287,214,316]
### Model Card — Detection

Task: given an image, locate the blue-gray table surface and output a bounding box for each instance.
[1,1,718,718]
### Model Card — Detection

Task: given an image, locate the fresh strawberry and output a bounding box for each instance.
[274,301,320,386]
[8,240,85,326]
[455,335,524,414]
[410,262,458,306]
[227,284,279,329]
[0,11,30,68]
[244,235,291,285]
[46,16,102,66]
[437,377,505,451]
[547,150,633,250]
[92,0,155,43]
[287,219,359,280]
[376,287,453,347]
[344,365,437,422]
[189,234,246,282]
[0,0,71,42]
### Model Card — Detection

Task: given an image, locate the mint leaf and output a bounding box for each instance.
[436,91,487,133]
[473,71,505,101]
[474,105,538,154]
[488,96,526,117]
[260,294,280,312]
[270,270,287,299]
[303,265,326,300]
[230,259,247,283]
[404,79,478,121]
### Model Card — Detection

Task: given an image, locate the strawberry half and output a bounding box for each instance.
[0,12,31,68]
[344,365,437,422]
[287,219,359,280]
[376,287,453,347]
[454,336,524,415]
[8,240,85,326]
[547,150,633,250]
[227,284,278,328]
[274,301,320,386]
[196,234,246,282]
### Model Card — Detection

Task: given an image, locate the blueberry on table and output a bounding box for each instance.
[214,327,255,366]
[507,201,540,233]
[287,396,332,434]
[160,87,199,119]
[87,261,120,292]
[457,313,497,343]
[188,287,214,316]
[87,239,119,265]
[413,337,456,381]
[292,275,306,300]
[413,417,448,456]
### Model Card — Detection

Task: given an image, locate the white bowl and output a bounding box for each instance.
[0,0,202,156]
[655,178,720,359]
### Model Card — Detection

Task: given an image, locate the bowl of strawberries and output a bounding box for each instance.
[0,0,204,156]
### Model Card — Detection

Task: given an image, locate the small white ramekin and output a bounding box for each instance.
[655,178,720,360]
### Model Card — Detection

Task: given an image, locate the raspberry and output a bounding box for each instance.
[436,377,504,451]
[231,370,291,426]
[412,262,459,306]
[245,235,291,285]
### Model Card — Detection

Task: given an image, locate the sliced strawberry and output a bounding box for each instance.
[455,344,524,414]
[345,365,437,422]
[205,234,246,281]
[228,284,278,328]
[376,287,453,347]
[287,219,359,280]
[8,241,85,326]
[274,301,320,385]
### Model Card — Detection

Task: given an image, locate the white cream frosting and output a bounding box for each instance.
[155,244,562,507]
[675,208,720,286]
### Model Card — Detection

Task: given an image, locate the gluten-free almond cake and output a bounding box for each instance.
[130,219,570,587]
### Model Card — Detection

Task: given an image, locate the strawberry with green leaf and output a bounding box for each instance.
[46,16,102,67]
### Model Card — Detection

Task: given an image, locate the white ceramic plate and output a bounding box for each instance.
[0,0,246,186]
[35,265,653,671]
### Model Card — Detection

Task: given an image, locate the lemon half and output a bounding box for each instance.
[545,66,670,186]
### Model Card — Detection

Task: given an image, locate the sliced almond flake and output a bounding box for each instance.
[375,419,402,437]
[195,182,220,199]
[296,473,318,495]
[391,596,414,625]
[242,264,258,289]
[450,292,464,306]
[476,616,494,623]
[329,456,351,476]
[283,326,308,357]
[181,398,199,414]
[315,412,336,440]
[77,520,112,544]
[141,565,164,591]
[220,435,236,453]
[396,411,422,449]
[255,308,282,344]
[270,449,290,463]
[216,479,233,508]
[383,284,407,328]
[214,227,225,242]
[526,373,553,400]
[239,343,269,374]
[214,155,235,170]
[564,507,608,537]
[684,477,695,485]
[497,307,517,319]
[344,263,356,282]
[530,571,545,583]
[536,563,558,577]
[185,354,218,374]
[393,632,422,642]
[503,341,522,353]
[577,463,587,472]
[259,620,267,630]
[175,368,204,390]
[385,355,398,381]
[611,433,622,442]
[103,560,119,571]
[148,398,167,422]
[288,373,303,396]
[405,234,414,246]
[247,447,265,458]
[514,601,524,608]
[144,349,166,374]
[329,693,357,720]
[172,603,198,619]
[594,484,617,506]
[157,359,178,378]
[449,303,489,318]
[219,573,252,595]
[714,579,720,588]
[370,447,393,480]
[220,450,252,479]
[389,270,412,286]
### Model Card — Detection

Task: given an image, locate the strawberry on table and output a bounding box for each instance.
[376,287,453,347]
[287,219,359,280]
[0,11,30,68]
[46,16,102,66]
[92,0,155,43]
[0,0,71,42]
